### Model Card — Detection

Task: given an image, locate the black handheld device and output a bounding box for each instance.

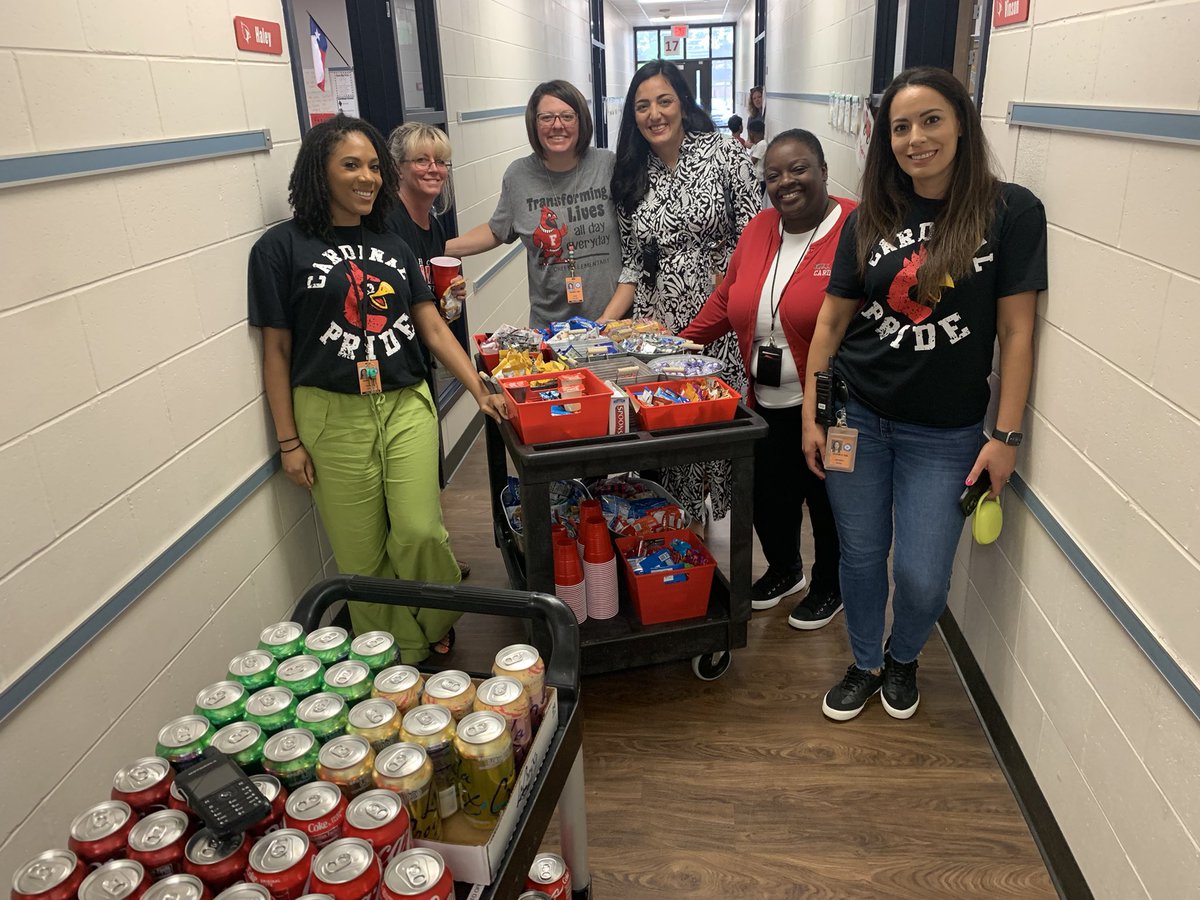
[958,469,992,517]
[814,366,836,426]
[174,747,271,838]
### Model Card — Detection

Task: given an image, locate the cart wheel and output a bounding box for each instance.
[691,651,731,680]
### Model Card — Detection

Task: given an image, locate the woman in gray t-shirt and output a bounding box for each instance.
[448,80,624,328]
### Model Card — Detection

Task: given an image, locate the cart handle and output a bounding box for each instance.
[290,576,580,695]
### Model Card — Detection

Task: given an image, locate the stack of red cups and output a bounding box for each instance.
[580,511,618,620]
[553,531,587,623]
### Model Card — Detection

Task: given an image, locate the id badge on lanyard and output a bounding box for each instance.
[565,242,583,304]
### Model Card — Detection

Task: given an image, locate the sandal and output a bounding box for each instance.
[430,627,456,656]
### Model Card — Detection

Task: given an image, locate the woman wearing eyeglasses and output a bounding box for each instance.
[447,80,623,328]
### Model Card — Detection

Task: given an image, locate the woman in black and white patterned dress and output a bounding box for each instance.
[604,60,760,522]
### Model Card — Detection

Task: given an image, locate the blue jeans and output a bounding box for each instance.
[824,397,983,670]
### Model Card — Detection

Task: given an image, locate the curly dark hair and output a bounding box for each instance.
[768,128,825,166]
[288,114,398,241]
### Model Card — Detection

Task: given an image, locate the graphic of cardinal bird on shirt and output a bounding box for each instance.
[342,260,395,333]
[886,246,955,324]
[531,206,568,266]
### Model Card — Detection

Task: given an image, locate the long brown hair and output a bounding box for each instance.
[856,67,1000,307]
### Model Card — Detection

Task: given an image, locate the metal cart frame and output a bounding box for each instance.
[291,576,590,899]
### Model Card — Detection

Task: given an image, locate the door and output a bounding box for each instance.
[680,59,712,118]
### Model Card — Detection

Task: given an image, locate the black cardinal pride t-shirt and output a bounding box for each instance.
[248,221,436,394]
[827,183,1047,427]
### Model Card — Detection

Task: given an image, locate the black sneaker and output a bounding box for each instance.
[822,664,883,721]
[787,588,843,630]
[881,650,920,719]
[750,567,807,610]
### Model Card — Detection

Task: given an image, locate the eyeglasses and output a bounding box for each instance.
[536,112,578,126]
[404,157,452,169]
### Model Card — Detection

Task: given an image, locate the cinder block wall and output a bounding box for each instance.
[0,0,330,875]
[952,1,1200,896]
[604,2,634,145]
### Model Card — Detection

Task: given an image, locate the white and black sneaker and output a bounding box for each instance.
[787,588,843,630]
[822,664,883,721]
[881,649,920,719]
[750,567,807,610]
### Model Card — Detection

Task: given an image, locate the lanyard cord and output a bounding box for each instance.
[766,218,818,341]
[345,225,376,361]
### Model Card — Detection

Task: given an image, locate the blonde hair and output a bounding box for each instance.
[386,122,455,215]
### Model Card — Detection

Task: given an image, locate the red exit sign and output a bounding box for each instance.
[234,16,283,55]
[671,25,689,38]
[993,0,1030,27]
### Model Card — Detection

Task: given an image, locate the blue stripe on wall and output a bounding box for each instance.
[1007,102,1200,145]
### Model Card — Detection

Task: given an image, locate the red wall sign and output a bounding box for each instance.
[233,16,283,55]
[993,0,1030,27]
[671,25,689,38]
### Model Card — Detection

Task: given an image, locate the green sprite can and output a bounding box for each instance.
[323,660,372,704]
[227,650,277,692]
[194,681,248,728]
[258,622,307,660]
[274,656,325,698]
[211,721,268,774]
[155,715,213,771]
[304,627,351,665]
[294,692,349,743]
[348,631,398,671]
[262,728,320,791]
[245,686,297,736]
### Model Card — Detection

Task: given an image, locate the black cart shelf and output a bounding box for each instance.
[291,576,590,900]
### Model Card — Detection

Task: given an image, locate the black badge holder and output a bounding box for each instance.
[173,747,272,838]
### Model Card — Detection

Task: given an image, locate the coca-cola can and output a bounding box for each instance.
[182,830,251,893]
[293,895,334,900]
[308,839,380,900]
[112,758,175,815]
[212,883,271,900]
[523,852,571,898]
[245,830,314,900]
[68,800,139,867]
[379,849,454,900]
[78,860,150,900]
[166,783,200,826]
[284,783,347,849]
[126,810,190,879]
[516,893,552,900]
[10,849,87,900]
[142,874,210,900]
[341,791,410,868]
[248,776,288,839]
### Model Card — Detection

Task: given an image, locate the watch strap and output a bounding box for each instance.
[991,428,1023,446]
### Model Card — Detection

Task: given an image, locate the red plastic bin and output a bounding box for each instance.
[615,528,716,625]
[498,367,613,444]
[474,333,551,372]
[625,377,741,431]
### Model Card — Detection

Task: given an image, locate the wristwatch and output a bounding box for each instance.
[991,428,1023,446]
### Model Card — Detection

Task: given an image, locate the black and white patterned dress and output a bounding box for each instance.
[619,131,760,520]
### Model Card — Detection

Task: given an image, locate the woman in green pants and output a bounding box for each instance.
[248,115,509,663]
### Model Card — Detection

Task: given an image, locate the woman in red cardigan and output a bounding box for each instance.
[683,129,855,628]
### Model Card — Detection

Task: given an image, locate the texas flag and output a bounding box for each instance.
[309,16,328,91]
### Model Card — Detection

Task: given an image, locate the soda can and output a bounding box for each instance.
[372,744,440,841]
[308,838,380,900]
[211,722,268,776]
[258,623,307,661]
[370,667,423,716]
[304,628,351,666]
[274,657,325,699]
[473,676,532,770]
[245,688,298,736]
[348,632,398,672]
[524,852,572,898]
[126,810,190,878]
[155,716,213,771]
[166,782,200,826]
[316,736,375,799]
[182,831,251,894]
[245,830,313,900]
[194,682,248,729]
[346,699,400,754]
[142,875,210,900]
[517,893,552,900]
[248,775,288,838]
[294,694,349,744]
[379,849,453,900]
[294,896,334,900]
[398,706,458,821]
[343,790,411,866]
[262,729,321,792]
[78,860,150,900]
[453,711,514,831]
[10,849,86,900]
[420,672,475,722]
[213,885,272,900]
[493,644,547,731]
[228,651,278,692]
[68,800,138,867]
[321,662,371,705]
[283,782,347,849]
[112,757,175,815]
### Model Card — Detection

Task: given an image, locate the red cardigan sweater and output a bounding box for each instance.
[681,197,856,404]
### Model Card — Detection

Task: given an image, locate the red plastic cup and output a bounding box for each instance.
[553,533,583,586]
[582,519,613,564]
[428,256,462,300]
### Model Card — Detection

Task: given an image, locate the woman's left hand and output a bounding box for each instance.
[450,276,467,302]
[477,392,510,422]
[966,439,1018,499]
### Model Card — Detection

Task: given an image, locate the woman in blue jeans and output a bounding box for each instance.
[801,67,1047,721]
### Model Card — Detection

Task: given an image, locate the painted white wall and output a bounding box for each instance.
[604,0,636,145]
[735,0,755,120]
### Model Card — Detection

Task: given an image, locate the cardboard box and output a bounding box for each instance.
[604,379,630,435]
[413,686,560,886]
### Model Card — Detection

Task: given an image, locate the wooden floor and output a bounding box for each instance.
[437,434,1057,899]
